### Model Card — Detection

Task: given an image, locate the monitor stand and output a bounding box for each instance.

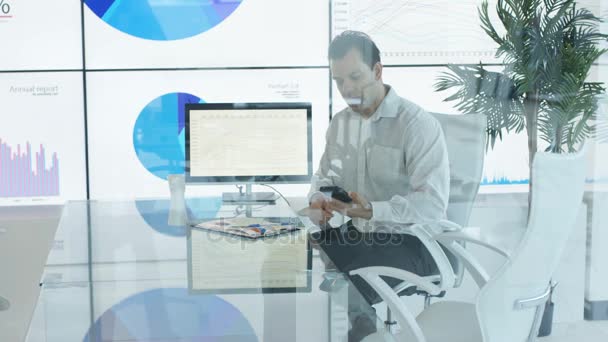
[222,184,276,204]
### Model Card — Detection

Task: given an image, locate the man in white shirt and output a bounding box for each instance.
[308,31,449,342]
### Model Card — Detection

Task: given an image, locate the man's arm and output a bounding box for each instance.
[307,126,344,226]
[308,127,342,202]
[369,116,450,225]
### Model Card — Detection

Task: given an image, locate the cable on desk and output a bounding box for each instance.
[233,203,269,217]
[260,184,291,207]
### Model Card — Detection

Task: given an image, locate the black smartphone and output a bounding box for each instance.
[319,186,353,203]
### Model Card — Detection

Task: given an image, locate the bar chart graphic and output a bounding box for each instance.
[0,139,60,197]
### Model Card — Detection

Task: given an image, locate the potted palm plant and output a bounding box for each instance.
[435,0,607,204]
[435,0,607,335]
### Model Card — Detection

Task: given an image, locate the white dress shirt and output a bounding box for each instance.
[309,85,450,232]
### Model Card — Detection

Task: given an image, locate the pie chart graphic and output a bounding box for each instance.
[133,92,204,180]
[136,198,223,237]
[83,288,258,341]
[84,0,244,41]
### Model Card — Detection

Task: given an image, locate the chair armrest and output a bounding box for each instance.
[386,224,457,291]
[392,275,441,294]
[434,219,463,232]
[432,231,511,288]
[514,285,551,310]
[434,231,510,258]
[514,284,552,342]
[409,224,457,290]
[409,219,462,235]
[350,266,442,296]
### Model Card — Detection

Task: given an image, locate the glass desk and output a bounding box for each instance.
[25,198,371,342]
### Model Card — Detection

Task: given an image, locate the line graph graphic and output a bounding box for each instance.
[332,0,499,65]
[0,139,60,197]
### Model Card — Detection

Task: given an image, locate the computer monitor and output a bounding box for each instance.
[185,102,313,202]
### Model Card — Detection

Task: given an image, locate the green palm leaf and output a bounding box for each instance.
[435,0,608,158]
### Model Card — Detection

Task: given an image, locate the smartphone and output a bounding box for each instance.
[319,186,353,203]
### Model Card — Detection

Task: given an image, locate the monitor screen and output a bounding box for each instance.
[185,103,312,184]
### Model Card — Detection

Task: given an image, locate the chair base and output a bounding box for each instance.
[416,301,482,342]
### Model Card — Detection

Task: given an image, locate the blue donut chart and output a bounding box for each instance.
[85,0,243,41]
[135,198,223,237]
[83,288,258,341]
[133,92,203,180]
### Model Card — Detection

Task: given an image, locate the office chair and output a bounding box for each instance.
[353,150,587,342]
[395,112,489,297]
[351,113,487,329]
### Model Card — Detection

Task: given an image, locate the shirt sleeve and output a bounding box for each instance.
[369,115,450,225]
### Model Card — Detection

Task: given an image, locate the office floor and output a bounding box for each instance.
[377,298,608,342]
[542,321,608,341]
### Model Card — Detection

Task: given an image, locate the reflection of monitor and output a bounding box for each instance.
[185,102,313,202]
[187,228,312,294]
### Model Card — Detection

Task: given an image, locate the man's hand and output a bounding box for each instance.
[308,195,334,228]
[327,191,373,220]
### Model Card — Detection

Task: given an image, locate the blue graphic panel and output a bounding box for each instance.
[133,93,203,180]
[84,288,258,341]
[85,0,243,41]
[481,177,529,186]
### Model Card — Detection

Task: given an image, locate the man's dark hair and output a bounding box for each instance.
[328,30,381,70]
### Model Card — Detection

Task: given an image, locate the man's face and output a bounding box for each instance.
[330,48,381,114]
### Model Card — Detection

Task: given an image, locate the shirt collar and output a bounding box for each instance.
[368,85,399,122]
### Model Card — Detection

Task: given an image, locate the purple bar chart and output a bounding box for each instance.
[0,139,60,197]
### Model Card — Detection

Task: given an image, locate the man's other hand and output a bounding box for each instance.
[328,192,373,220]
[308,195,334,228]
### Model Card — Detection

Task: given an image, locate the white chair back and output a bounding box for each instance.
[476,151,587,342]
[431,113,486,285]
[431,113,487,227]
